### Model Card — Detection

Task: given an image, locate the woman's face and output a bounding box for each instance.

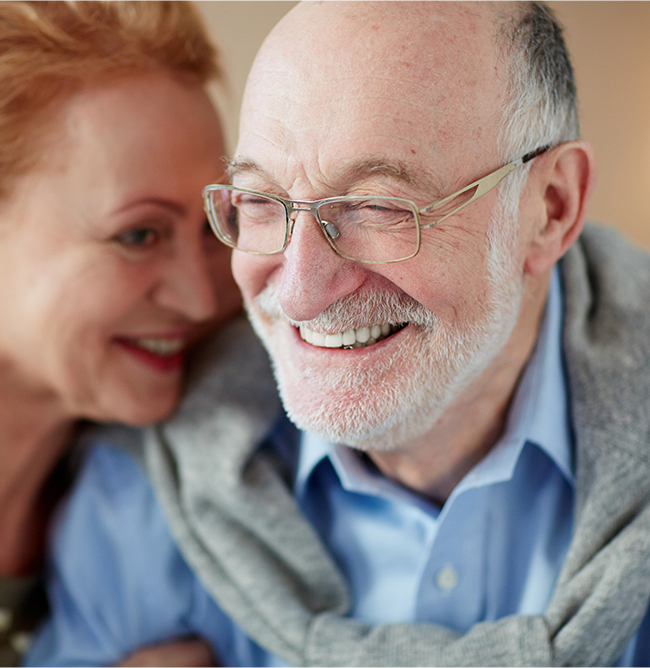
[0,72,241,425]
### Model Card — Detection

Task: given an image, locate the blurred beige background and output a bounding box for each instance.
[197,1,650,250]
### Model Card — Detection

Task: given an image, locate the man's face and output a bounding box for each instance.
[232,2,528,451]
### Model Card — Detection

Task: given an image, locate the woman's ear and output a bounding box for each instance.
[523,140,597,276]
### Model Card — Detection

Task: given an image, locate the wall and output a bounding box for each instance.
[548,2,650,249]
[198,1,650,249]
[197,2,297,152]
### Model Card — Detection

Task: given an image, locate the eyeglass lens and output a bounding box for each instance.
[208,189,425,263]
[317,198,419,262]
[207,189,282,254]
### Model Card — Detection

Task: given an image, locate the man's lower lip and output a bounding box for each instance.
[115,339,185,372]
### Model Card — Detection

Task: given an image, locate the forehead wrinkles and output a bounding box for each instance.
[229,154,447,204]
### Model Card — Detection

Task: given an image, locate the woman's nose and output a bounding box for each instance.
[151,241,219,322]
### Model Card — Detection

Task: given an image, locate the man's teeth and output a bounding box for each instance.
[299,323,402,349]
[134,338,185,356]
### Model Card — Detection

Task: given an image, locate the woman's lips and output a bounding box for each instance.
[114,336,187,372]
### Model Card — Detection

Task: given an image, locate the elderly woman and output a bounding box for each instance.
[0,1,240,664]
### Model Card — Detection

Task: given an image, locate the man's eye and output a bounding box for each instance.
[115,227,160,248]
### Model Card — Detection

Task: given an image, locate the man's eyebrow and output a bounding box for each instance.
[345,158,444,199]
[227,157,266,179]
[227,156,444,199]
[348,158,415,184]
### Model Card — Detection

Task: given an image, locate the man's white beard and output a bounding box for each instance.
[246,213,524,452]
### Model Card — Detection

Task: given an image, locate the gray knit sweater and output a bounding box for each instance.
[142,225,650,666]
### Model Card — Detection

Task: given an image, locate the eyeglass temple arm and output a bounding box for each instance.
[419,144,551,229]
[521,145,551,163]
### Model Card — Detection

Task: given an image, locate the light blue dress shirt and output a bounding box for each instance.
[26,269,649,666]
[295,267,573,631]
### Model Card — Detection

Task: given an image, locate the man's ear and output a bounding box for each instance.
[523,141,597,276]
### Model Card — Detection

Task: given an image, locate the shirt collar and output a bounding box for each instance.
[506,266,573,483]
[296,266,574,501]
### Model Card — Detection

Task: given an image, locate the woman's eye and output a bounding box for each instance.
[203,218,216,236]
[115,227,160,248]
[203,218,223,247]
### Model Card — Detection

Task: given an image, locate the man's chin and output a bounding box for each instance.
[275,375,446,453]
[259,322,455,452]
[284,408,443,453]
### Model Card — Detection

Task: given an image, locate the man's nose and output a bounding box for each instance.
[276,211,366,322]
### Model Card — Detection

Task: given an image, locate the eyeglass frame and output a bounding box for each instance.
[203,144,551,265]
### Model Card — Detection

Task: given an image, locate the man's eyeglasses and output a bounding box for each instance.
[203,146,549,265]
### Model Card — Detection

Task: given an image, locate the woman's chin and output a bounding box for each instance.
[86,384,182,428]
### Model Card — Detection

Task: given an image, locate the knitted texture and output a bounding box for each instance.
[144,225,650,666]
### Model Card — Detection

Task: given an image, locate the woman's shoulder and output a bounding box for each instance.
[31,438,221,667]
[50,434,170,569]
[74,429,148,500]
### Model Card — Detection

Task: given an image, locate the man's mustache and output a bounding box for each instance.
[253,283,438,333]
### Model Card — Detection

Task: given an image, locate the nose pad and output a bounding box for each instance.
[288,208,340,250]
[286,209,328,254]
[323,221,340,239]
[288,208,323,243]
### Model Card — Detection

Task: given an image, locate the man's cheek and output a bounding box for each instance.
[231,253,258,297]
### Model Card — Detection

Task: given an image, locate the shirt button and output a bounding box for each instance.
[0,607,13,632]
[436,565,459,592]
[10,631,32,655]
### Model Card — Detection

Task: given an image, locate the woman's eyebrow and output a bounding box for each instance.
[111,197,187,217]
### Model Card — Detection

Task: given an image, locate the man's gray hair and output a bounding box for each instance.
[495,1,580,221]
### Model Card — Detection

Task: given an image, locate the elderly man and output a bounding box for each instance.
[30,2,650,667]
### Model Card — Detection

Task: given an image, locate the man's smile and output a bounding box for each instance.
[298,323,406,349]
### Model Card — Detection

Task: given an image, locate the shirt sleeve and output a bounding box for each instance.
[25,444,205,667]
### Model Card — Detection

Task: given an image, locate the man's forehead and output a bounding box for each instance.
[238,1,510,191]
[257,1,505,77]
[244,1,508,124]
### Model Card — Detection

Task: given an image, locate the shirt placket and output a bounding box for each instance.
[415,487,490,632]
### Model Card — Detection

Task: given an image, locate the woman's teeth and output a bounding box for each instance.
[134,338,185,356]
[299,323,403,349]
